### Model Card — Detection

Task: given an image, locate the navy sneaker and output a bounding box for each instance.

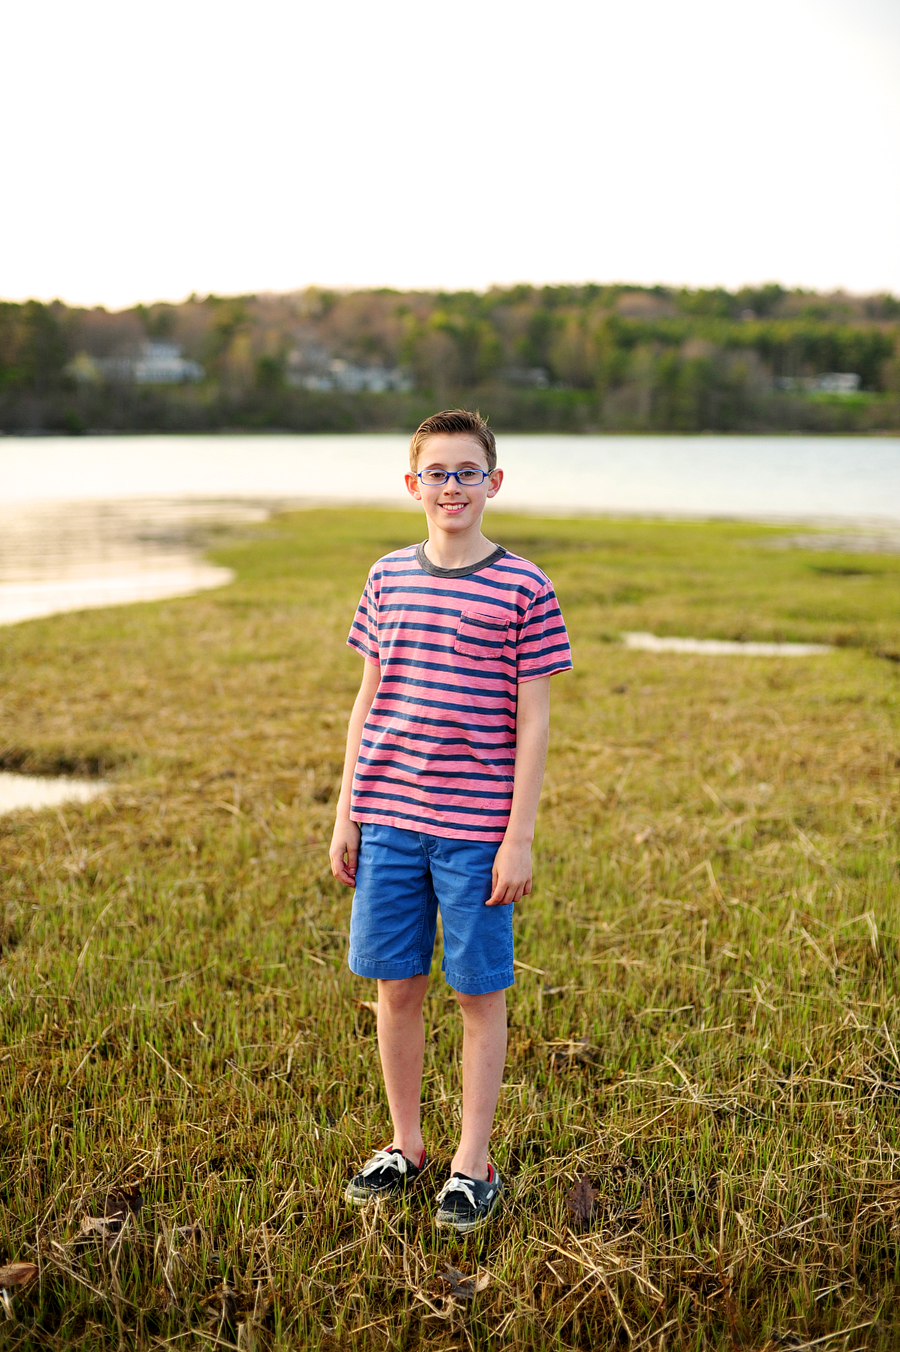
[435,1165,503,1232]
[345,1147,427,1205]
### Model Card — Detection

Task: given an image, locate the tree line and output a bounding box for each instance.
[2,283,899,434]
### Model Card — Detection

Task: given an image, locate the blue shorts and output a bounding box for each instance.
[348,823,515,995]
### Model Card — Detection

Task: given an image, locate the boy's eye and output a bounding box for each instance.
[456,470,483,484]
[420,471,448,484]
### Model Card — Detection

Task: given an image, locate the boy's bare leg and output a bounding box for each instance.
[376,975,429,1163]
[451,989,507,1180]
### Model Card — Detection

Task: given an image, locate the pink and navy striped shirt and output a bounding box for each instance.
[347,542,572,842]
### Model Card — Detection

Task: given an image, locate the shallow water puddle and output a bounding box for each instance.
[623,632,832,655]
[0,772,110,814]
[0,498,260,626]
[0,565,234,625]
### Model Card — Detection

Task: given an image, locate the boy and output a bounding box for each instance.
[329,408,571,1232]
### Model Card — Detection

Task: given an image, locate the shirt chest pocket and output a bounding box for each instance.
[453,609,510,660]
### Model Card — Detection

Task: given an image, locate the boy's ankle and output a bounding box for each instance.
[449,1153,490,1182]
[394,1142,427,1168]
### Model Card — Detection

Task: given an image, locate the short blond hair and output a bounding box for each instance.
[409,408,497,472]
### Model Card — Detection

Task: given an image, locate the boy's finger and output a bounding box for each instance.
[487,879,514,906]
[329,846,357,885]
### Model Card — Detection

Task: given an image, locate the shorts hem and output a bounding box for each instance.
[443,964,515,995]
[349,952,431,981]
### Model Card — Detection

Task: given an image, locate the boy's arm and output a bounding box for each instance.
[486,675,551,907]
[329,659,381,886]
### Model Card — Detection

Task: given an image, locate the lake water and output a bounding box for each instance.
[1,432,897,630]
[0,498,260,625]
[2,432,898,521]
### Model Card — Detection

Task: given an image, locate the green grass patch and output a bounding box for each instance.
[0,509,898,1349]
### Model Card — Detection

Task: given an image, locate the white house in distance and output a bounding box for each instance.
[776,372,861,394]
[813,373,860,394]
[285,345,412,393]
[132,342,204,384]
[67,342,205,385]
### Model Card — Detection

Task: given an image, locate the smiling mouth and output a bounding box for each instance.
[439,503,467,513]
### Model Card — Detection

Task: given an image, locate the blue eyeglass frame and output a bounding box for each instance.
[416,469,490,486]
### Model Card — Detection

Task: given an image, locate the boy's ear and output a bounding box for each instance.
[486,468,503,498]
[404,472,423,500]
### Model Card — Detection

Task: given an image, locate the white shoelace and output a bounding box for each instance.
[360,1148,408,1179]
[436,1176,478,1209]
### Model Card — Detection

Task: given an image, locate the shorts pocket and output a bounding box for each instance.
[454,610,510,659]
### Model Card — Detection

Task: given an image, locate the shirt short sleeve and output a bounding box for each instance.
[516,580,572,683]
[347,574,381,667]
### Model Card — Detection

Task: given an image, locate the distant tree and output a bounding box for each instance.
[255,354,284,392]
[134,303,176,338]
[517,308,555,369]
[675,287,735,319]
[864,293,900,321]
[734,283,786,318]
[0,301,68,395]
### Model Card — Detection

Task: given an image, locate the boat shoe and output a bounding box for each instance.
[435,1165,503,1232]
[344,1146,427,1205]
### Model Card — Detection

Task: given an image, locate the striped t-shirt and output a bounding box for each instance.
[347,542,572,842]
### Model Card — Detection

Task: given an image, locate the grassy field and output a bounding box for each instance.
[1,507,898,1351]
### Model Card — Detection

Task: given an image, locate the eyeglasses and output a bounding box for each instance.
[416,468,490,486]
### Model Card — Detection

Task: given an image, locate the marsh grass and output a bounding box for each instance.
[1,508,899,1350]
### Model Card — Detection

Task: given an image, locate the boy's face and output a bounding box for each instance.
[404,433,503,535]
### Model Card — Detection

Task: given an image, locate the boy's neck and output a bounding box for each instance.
[421,525,496,572]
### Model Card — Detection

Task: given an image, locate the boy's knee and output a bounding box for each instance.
[377,975,427,1013]
[454,988,505,1017]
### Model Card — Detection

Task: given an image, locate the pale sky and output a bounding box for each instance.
[3,0,900,309]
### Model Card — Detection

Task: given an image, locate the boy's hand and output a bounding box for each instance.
[486,837,533,906]
[330,818,361,887]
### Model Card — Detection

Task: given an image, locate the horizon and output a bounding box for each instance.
[10,277,900,315]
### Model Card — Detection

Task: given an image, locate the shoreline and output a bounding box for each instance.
[4,424,900,437]
[2,498,899,630]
